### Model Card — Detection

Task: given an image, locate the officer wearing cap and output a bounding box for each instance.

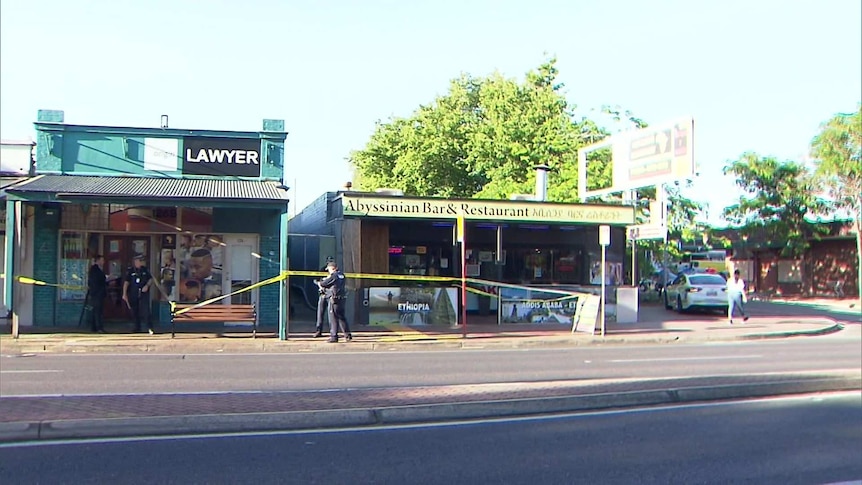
[316,261,352,343]
[312,256,335,338]
[123,254,154,334]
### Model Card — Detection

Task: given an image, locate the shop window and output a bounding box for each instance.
[60,204,111,231]
[502,247,583,285]
[777,260,802,283]
[58,231,88,301]
[388,245,453,277]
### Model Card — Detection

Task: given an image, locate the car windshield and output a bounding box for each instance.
[689,275,727,286]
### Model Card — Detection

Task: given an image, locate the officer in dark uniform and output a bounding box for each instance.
[312,257,335,338]
[123,254,154,334]
[87,255,109,333]
[316,261,351,343]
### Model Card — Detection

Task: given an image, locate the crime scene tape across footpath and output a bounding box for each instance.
[13,270,600,327]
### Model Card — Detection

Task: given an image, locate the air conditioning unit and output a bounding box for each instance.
[375,188,404,196]
[509,194,535,201]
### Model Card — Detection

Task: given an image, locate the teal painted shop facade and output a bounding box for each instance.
[4,111,290,333]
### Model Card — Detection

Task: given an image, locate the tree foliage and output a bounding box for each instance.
[810,105,862,297]
[351,59,707,278]
[722,153,829,257]
[350,59,607,202]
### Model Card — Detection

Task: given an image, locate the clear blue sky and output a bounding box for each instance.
[2,0,860,224]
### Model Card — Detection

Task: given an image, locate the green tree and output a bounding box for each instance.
[722,153,829,257]
[810,105,862,297]
[350,59,608,201]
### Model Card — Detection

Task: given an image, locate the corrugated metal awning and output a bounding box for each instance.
[6,175,290,205]
[0,176,28,201]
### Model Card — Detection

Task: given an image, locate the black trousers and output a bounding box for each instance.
[129,294,152,332]
[328,297,351,339]
[315,293,328,332]
[90,294,105,332]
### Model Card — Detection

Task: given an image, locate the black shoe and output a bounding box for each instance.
[327,338,339,343]
[345,334,353,342]
[743,316,749,322]
[312,331,323,338]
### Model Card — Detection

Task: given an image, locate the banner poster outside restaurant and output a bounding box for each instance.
[498,286,578,325]
[367,287,459,326]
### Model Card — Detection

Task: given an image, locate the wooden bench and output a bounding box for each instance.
[170,303,257,338]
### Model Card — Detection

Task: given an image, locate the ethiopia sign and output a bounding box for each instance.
[183,137,261,177]
[341,195,634,224]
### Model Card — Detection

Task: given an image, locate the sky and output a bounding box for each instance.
[1,0,860,225]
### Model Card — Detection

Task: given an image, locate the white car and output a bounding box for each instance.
[664,273,728,313]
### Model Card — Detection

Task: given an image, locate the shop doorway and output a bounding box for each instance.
[102,235,151,320]
[224,235,258,305]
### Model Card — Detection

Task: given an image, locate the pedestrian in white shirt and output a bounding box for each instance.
[726,269,749,324]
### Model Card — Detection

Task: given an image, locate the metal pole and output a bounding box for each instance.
[279,208,290,340]
[600,244,606,337]
[461,238,467,338]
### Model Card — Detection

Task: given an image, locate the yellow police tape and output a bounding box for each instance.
[13,269,594,314]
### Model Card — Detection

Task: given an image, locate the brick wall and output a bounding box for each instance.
[258,233,281,327]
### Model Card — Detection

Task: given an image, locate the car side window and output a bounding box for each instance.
[672,276,684,286]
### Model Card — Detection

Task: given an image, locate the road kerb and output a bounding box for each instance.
[737,323,845,340]
[1,374,858,443]
[36,408,378,441]
[0,321,846,354]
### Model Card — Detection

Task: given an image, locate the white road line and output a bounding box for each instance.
[0,370,63,374]
[609,355,762,363]
[1,391,857,448]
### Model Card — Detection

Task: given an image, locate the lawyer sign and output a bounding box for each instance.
[183,137,261,177]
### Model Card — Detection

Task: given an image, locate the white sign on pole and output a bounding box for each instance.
[599,225,610,246]
[626,224,667,241]
[577,117,695,201]
[611,117,695,191]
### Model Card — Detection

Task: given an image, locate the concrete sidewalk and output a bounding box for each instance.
[1,299,856,354]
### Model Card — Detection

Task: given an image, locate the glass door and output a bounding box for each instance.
[103,235,150,320]
[224,235,257,305]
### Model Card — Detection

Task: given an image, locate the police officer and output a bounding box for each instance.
[123,254,154,334]
[316,261,352,343]
[87,255,109,333]
[312,257,335,338]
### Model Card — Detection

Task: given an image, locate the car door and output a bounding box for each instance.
[665,275,685,306]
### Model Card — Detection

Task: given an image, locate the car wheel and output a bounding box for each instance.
[676,296,684,313]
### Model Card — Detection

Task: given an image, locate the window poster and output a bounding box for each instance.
[178,234,224,303]
[367,287,458,326]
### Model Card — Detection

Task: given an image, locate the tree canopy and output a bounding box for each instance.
[350,59,708,277]
[722,152,829,257]
[349,59,607,202]
[810,105,862,296]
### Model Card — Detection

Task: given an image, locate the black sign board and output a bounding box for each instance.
[183,137,261,177]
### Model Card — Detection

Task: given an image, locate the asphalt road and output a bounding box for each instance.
[0,392,858,484]
[1,338,859,396]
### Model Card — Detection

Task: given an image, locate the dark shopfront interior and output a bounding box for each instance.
[386,220,624,286]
